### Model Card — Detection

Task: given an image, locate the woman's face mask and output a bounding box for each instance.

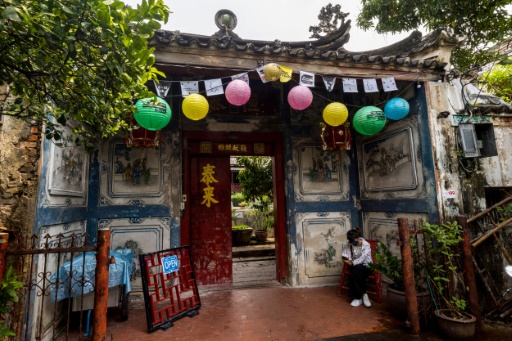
[349,239,359,246]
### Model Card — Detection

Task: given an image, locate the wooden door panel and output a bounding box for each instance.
[189,156,232,285]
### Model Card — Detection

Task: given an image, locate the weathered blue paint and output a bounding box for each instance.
[357,85,440,223]
[85,149,171,245]
[414,86,440,222]
[35,131,88,233]
[170,217,180,248]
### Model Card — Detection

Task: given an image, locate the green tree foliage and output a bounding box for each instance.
[0,0,170,147]
[356,0,512,69]
[236,156,273,211]
[479,64,512,103]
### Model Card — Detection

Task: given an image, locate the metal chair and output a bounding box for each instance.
[337,239,382,303]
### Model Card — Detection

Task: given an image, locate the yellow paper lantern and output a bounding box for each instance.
[322,102,348,127]
[263,63,281,82]
[182,94,209,121]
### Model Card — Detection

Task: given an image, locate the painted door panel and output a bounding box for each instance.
[189,156,232,285]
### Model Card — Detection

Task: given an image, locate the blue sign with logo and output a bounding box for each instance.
[162,255,179,274]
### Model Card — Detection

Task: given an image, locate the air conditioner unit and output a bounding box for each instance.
[458,123,498,158]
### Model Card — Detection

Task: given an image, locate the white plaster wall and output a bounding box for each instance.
[292,211,352,287]
[425,81,467,218]
[480,118,512,187]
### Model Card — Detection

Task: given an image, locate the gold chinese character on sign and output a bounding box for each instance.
[218,144,225,151]
[232,144,239,152]
[254,143,265,154]
[200,142,212,153]
[240,144,247,152]
[200,163,219,207]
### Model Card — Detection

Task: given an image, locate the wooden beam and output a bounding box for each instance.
[471,217,512,248]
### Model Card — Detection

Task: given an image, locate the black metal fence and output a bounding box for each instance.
[4,231,97,341]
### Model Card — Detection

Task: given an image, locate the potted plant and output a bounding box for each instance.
[236,156,273,243]
[422,221,476,340]
[232,225,253,246]
[368,241,431,319]
[250,206,274,243]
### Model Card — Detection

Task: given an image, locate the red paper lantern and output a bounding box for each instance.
[320,122,351,151]
[125,128,162,148]
[225,79,251,106]
[288,85,313,110]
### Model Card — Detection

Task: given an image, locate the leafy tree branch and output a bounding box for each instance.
[0,0,170,148]
[356,0,512,69]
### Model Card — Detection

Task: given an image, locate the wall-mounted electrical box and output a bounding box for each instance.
[458,123,498,158]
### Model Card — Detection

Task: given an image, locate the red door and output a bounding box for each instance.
[188,156,232,285]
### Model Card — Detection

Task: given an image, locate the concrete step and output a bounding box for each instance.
[232,247,275,258]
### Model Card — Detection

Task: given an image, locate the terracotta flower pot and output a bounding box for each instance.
[435,309,476,340]
[386,286,432,319]
[255,230,268,242]
[232,228,253,246]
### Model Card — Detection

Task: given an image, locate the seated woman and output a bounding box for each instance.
[341,227,373,307]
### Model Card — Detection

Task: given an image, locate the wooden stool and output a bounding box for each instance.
[337,239,382,303]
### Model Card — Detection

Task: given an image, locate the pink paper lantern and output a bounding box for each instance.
[225,79,251,106]
[288,85,313,110]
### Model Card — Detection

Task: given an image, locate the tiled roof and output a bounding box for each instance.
[151,20,463,73]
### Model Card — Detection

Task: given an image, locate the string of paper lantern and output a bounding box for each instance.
[135,63,416,133]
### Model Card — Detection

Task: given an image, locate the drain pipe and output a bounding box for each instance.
[398,218,420,335]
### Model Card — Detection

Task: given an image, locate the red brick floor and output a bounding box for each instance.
[103,285,402,341]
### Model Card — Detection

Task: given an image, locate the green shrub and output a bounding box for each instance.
[232,225,251,230]
[0,266,23,337]
[231,192,245,207]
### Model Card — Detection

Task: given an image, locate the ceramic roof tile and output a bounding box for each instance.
[151,21,464,72]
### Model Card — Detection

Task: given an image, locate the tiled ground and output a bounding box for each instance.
[104,285,402,341]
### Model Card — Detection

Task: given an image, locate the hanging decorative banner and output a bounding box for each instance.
[381,77,398,92]
[384,97,410,120]
[322,76,336,92]
[205,78,224,97]
[320,122,351,151]
[353,106,386,135]
[279,65,293,83]
[363,79,379,93]
[255,66,269,83]
[322,102,348,127]
[180,81,199,96]
[182,94,209,121]
[153,80,172,98]
[232,73,250,84]
[225,79,251,106]
[134,97,172,131]
[264,63,282,82]
[342,78,358,93]
[288,85,313,111]
[300,71,315,87]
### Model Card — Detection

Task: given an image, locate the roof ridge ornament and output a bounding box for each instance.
[309,4,349,39]
[213,9,240,39]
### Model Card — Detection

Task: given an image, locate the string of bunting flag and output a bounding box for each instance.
[134,63,419,137]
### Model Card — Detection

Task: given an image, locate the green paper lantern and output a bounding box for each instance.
[134,97,172,131]
[353,106,386,135]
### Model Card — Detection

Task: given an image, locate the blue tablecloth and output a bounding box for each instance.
[51,249,133,301]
